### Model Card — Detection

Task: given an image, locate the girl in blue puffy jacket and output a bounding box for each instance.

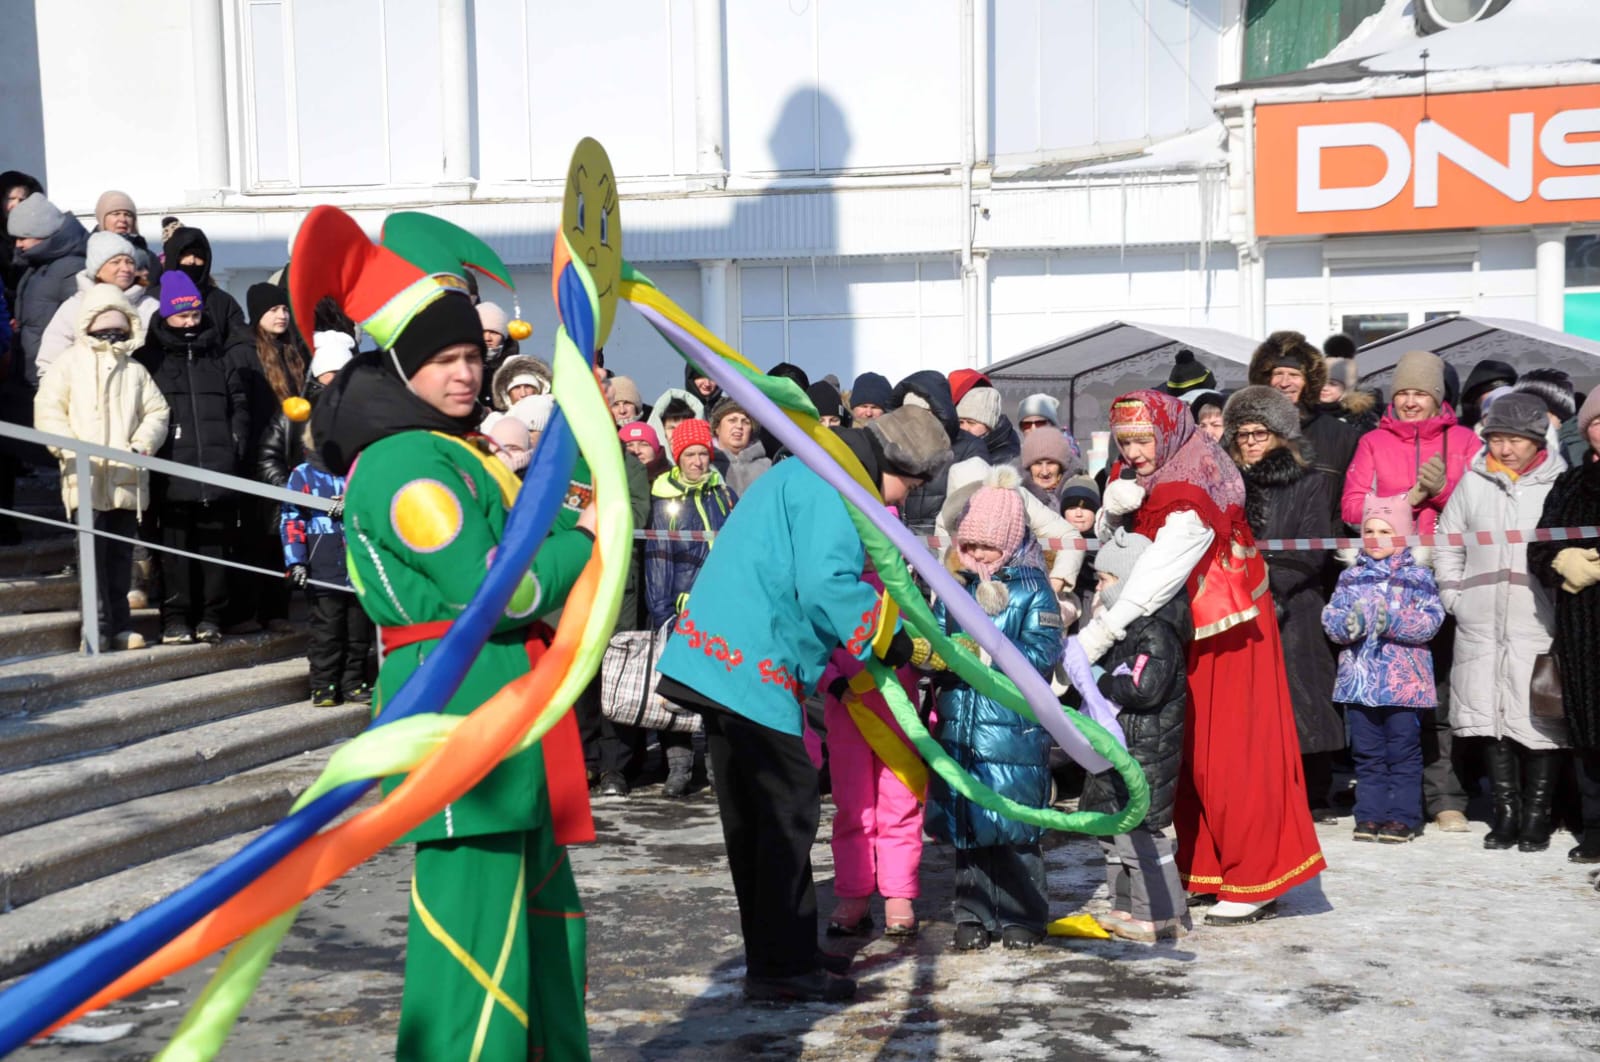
[922,466,1064,951]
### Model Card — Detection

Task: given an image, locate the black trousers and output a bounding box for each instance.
[573,674,643,777]
[228,499,289,626]
[158,499,232,629]
[702,704,821,979]
[73,508,136,634]
[306,588,373,693]
[954,843,1048,935]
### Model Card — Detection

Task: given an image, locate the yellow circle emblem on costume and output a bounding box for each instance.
[391,479,463,554]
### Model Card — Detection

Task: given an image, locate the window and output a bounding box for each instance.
[1568,235,1600,289]
[1242,0,1383,80]
[240,0,444,190]
[993,0,1227,159]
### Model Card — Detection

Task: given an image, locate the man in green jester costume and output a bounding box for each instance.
[295,205,596,1061]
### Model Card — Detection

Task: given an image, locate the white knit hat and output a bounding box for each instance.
[477,301,510,336]
[309,330,357,379]
[85,231,137,279]
[956,386,1001,430]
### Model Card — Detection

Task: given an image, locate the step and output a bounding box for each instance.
[0,608,160,660]
[0,628,307,717]
[0,700,368,834]
[0,750,336,910]
[0,786,383,981]
[0,829,264,981]
[0,573,79,615]
[0,659,311,772]
[0,538,74,578]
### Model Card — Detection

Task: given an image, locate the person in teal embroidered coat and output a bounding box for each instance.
[656,405,952,1003]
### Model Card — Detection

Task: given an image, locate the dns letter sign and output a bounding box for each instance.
[1255,85,1600,237]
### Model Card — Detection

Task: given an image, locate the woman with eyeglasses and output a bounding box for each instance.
[1223,386,1343,823]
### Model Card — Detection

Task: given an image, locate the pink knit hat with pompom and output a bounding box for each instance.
[957,484,1026,580]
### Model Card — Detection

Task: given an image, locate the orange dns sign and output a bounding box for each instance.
[1255,84,1600,237]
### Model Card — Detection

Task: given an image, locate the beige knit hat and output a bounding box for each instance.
[1392,350,1445,405]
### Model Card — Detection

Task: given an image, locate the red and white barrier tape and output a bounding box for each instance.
[632,526,1600,551]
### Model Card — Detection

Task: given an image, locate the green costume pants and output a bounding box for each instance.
[398,826,588,1061]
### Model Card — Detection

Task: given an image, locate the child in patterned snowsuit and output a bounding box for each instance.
[280,420,373,706]
[1322,494,1445,843]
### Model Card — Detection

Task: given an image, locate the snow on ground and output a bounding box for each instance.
[16,788,1600,1060]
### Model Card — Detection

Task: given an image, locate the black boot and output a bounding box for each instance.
[1483,738,1522,850]
[662,744,693,798]
[1517,748,1560,853]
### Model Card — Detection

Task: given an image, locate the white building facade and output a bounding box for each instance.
[4,0,1243,399]
[9,0,1590,403]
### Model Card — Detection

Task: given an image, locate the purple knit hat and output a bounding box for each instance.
[159,271,204,318]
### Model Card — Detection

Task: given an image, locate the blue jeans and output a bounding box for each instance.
[1347,705,1423,828]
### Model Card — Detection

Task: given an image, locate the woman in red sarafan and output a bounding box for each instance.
[1076,389,1324,926]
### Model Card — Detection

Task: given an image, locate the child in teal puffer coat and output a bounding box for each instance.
[923,465,1064,951]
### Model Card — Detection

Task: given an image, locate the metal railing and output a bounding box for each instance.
[0,420,343,655]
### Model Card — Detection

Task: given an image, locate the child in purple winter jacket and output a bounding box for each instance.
[1322,494,1445,845]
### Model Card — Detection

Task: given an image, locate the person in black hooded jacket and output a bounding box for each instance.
[136,272,250,645]
[890,370,987,533]
[686,358,723,413]
[152,226,254,366]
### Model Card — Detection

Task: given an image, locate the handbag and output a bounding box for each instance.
[599,621,702,733]
[1530,652,1564,721]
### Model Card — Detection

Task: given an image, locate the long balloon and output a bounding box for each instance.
[620,276,1149,834]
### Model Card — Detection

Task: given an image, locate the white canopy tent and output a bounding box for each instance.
[984,321,1258,439]
[1355,316,1600,397]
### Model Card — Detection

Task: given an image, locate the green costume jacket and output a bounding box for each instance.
[345,430,594,843]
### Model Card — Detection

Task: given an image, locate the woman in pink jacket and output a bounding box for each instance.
[1341,350,1482,533]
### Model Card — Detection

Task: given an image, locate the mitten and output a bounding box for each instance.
[289,563,309,589]
[1553,547,1600,594]
[328,495,345,520]
[1371,596,1389,635]
[1343,608,1365,641]
[1414,453,1446,498]
[1076,617,1117,663]
[1102,478,1146,516]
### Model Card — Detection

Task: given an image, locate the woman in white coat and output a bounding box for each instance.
[1436,392,1568,852]
[32,284,169,649]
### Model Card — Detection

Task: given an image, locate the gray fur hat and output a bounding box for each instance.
[867,405,954,480]
[1223,385,1301,442]
[1480,392,1549,446]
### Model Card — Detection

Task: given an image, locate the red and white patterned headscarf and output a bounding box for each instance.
[1110,389,1245,512]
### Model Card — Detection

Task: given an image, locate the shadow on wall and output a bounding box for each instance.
[0,3,47,186]
[203,85,867,403]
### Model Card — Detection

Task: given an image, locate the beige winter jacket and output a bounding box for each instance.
[33,285,169,516]
[35,271,159,382]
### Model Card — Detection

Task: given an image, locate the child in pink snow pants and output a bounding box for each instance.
[822,599,924,938]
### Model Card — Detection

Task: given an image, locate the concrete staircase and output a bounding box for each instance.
[0,498,369,980]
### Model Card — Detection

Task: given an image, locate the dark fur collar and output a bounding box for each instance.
[1240,447,1306,535]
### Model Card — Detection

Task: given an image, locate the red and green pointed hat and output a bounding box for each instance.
[289,206,517,375]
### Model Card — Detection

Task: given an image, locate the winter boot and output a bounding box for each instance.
[1483,738,1522,850]
[1517,748,1560,853]
[1570,826,1600,864]
[663,744,693,798]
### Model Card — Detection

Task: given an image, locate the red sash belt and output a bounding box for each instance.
[377,619,595,846]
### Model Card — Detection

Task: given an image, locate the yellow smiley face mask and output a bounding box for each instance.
[561,137,621,348]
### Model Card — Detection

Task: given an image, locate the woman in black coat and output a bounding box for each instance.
[1225,386,1343,820]
[1529,400,1600,865]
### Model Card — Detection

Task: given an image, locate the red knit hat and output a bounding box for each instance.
[948,368,992,405]
[670,418,713,466]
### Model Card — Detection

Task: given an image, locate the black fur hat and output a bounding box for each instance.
[1512,368,1576,422]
